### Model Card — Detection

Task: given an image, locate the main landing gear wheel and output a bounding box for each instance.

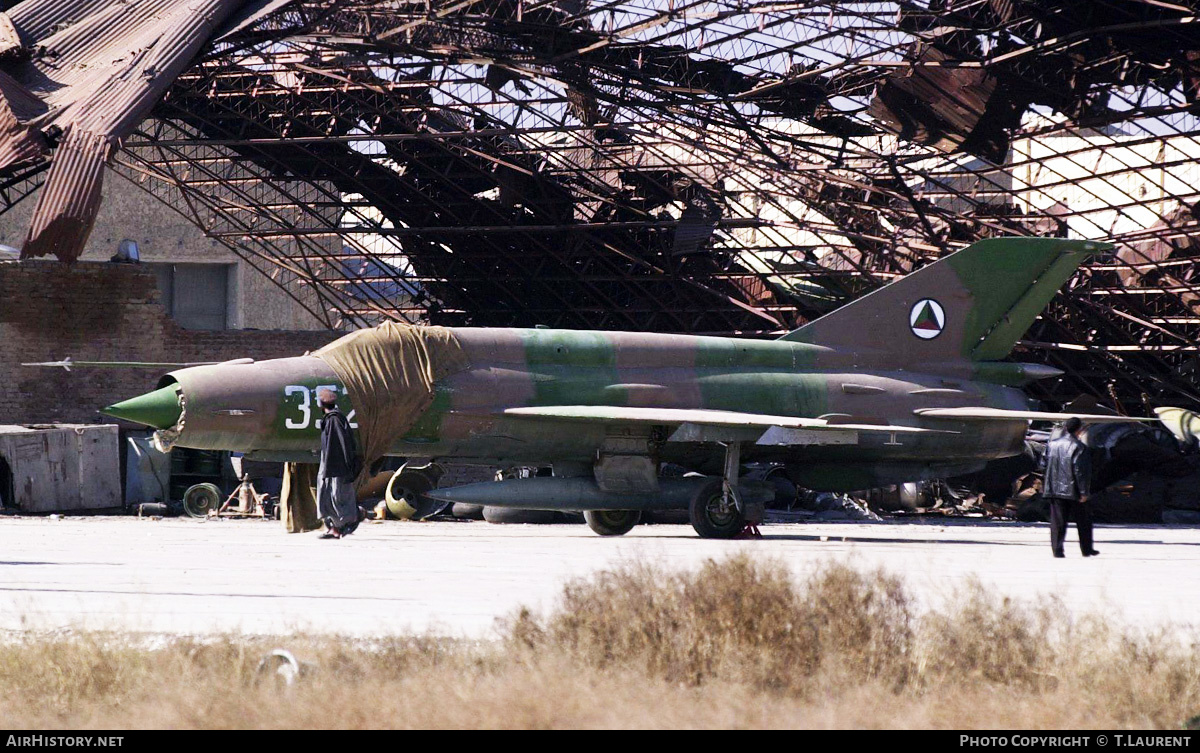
[584,509,642,536]
[688,478,746,539]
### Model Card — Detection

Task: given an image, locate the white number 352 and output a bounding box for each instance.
[283,385,357,430]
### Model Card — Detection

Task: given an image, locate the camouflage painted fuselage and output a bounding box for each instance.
[163,326,1032,491]
[126,238,1114,493]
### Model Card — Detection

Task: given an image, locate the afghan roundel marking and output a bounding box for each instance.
[909,298,945,340]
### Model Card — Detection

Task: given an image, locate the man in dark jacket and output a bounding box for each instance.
[317,388,361,539]
[1040,417,1097,558]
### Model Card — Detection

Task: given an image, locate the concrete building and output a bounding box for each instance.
[0,171,328,332]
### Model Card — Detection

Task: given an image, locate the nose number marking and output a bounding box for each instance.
[283,386,311,429]
[282,385,358,430]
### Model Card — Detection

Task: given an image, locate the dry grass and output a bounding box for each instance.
[3,554,1200,728]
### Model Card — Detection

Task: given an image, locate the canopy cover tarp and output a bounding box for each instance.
[0,0,282,262]
[313,322,471,487]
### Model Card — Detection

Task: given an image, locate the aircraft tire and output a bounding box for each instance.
[583,509,642,536]
[689,478,746,539]
[182,483,221,519]
[451,503,485,520]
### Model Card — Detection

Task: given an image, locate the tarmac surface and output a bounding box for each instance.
[1,516,1199,638]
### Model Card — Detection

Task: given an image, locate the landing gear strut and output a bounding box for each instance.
[688,442,763,539]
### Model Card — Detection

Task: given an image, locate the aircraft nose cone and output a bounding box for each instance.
[102,385,182,429]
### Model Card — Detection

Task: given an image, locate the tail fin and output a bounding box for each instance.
[781,237,1108,364]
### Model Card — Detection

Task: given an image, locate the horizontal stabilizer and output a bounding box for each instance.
[501,405,953,434]
[915,407,1154,423]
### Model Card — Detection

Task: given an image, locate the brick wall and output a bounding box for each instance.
[0,260,339,425]
[0,173,330,331]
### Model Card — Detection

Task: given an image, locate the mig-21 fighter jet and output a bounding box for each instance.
[104,237,1149,538]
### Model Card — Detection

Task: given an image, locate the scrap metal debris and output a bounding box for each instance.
[880,420,1200,524]
[0,0,276,262]
[255,648,312,688]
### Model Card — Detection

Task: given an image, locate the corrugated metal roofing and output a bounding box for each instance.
[0,0,273,262]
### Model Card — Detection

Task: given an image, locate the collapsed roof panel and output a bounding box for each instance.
[0,0,291,262]
[0,0,1195,408]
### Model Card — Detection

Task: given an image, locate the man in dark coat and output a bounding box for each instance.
[317,388,361,539]
[1040,417,1097,558]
